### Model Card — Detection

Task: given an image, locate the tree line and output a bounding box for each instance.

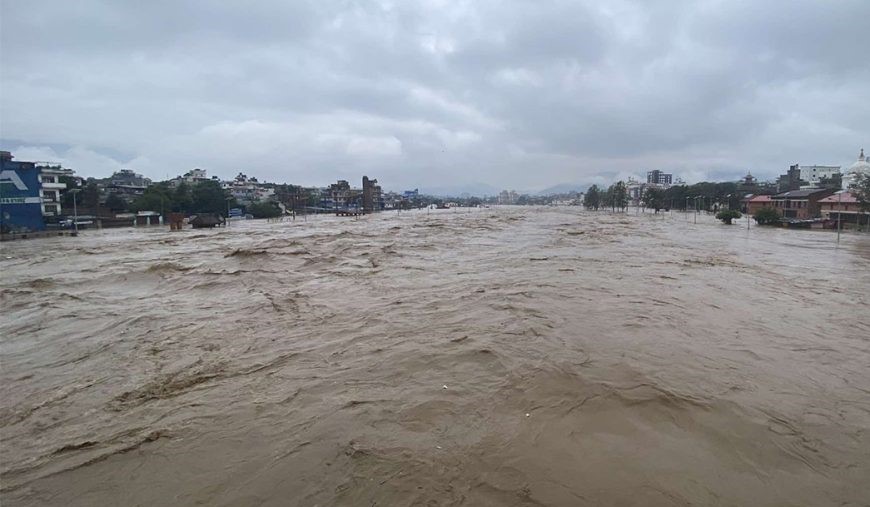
[584,181,744,212]
[582,181,629,211]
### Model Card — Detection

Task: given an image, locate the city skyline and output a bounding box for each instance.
[2,1,868,192]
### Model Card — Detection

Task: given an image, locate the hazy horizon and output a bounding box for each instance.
[2,0,868,192]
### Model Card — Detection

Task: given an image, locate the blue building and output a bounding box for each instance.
[1,151,46,233]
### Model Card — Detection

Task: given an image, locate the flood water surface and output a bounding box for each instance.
[1,207,869,506]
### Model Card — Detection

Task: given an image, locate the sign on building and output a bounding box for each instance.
[1,154,46,233]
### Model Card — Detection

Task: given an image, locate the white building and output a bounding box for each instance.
[798,164,840,188]
[222,172,274,204]
[626,177,644,205]
[843,148,869,189]
[36,164,75,217]
[184,168,209,183]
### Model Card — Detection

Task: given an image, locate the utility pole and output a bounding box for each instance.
[837,191,842,244]
[69,188,81,235]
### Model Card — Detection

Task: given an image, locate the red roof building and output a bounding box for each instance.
[818,191,869,229]
[741,194,774,215]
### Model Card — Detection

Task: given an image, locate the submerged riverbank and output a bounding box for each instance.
[2,207,868,506]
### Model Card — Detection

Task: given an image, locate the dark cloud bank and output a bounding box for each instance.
[2,0,868,193]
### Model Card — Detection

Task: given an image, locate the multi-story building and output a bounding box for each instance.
[741,194,773,215]
[626,177,644,205]
[1,151,45,233]
[798,165,840,188]
[647,170,672,186]
[110,169,151,187]
[220,173,274,205]
[169,168,212,188]
[819,191,868,229]
[770,188,835,219]
[105,169,150,200]
[362,176,383,212]
[328,180,360,210]
[776,163,841,191]
[35,163,75,218]
[777,165,806,193]
[184,168,209,183]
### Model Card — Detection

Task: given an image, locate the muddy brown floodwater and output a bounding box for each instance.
[1,207,869,506]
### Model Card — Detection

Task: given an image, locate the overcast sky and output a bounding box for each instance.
[1,0,868,193]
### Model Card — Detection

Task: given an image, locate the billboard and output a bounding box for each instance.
[0,159,45,233]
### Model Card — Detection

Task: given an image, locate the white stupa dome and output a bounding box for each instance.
[844,148,870,189]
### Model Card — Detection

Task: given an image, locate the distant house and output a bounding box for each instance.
[105,169,151,199]
[36,163,74,219]
[742,194,773,215]
[818,191,868,229]
[770,188,835,219]
[362,176,383,212]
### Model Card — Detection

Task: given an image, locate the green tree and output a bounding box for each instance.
[191,179,233,214]
[131,184,173,214]
[642,187,666,212]
[247,200,282,218]
[665,184,689,210]
[818,173,842,190]
[583,185,600,210]
[602,185,614,211]
[850,173,870,231]
[612,181,629,211]
[299,188,323,209]
[104,193,128,212]
[173,182,193,213]
[851,173,870,212]
[59,176,81,207]
[82,181,101,208]
[716,209,742,224]
[753,207,781,225]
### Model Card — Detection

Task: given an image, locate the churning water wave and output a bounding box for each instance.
[1,207,868,506]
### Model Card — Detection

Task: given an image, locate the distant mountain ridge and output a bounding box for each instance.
[418,182,501,197]
[534,183,588,196]
[392,181,592,197]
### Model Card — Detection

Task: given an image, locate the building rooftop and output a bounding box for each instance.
[746,195,772,202]
[818,191,859,204]
[773,188,834,198]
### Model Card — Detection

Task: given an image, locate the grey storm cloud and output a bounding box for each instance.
[1,0,868,193]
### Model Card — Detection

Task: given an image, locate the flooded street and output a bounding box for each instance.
[1,207,869,506]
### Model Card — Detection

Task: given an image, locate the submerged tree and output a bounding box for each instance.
[612,181,629,211]
[247,200,282,218]
[642,187,666,213]
[715,209,742,224]
[191,180,234,215]
[753,207,781,225]
[131,183,173,214]
[584,184,600,210]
